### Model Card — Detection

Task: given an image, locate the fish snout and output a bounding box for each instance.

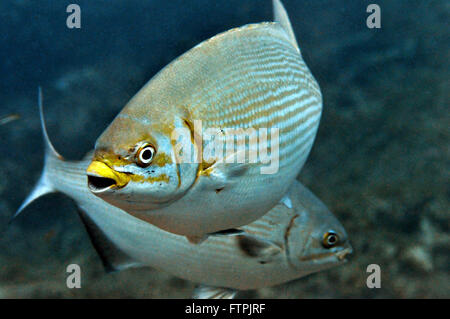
[87,161,130,193]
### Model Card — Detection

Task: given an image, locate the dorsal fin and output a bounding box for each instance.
[210,228,244,236]
[273,0,300,53]
[76,207,144,273]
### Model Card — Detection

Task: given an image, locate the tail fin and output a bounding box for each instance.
[273,0,300,53]
[11,87,63,221]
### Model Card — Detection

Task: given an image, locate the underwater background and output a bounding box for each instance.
[0,0,448,298]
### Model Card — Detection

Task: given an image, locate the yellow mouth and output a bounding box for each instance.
[86,161,130,192]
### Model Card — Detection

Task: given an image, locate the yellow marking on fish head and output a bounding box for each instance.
[152,152,172,167]
[86,160,131,188]
[131,173,170,184]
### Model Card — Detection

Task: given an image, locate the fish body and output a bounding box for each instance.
[86,0,323,241]
[14,91,349,295]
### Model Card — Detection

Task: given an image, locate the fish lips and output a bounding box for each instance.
[86,161,130,193]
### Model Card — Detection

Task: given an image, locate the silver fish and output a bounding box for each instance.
[85,0,323,242]
[14,91,349,298]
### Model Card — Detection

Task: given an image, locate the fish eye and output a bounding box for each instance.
[136,144,156,167]
[322,231,339,248]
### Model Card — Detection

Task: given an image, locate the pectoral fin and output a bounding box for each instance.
[193,285,237,299]
[202,151,250,190]
[236,234,283,264]
[76,208,143,273]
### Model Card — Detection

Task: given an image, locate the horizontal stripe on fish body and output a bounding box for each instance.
[174,25,323,172]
